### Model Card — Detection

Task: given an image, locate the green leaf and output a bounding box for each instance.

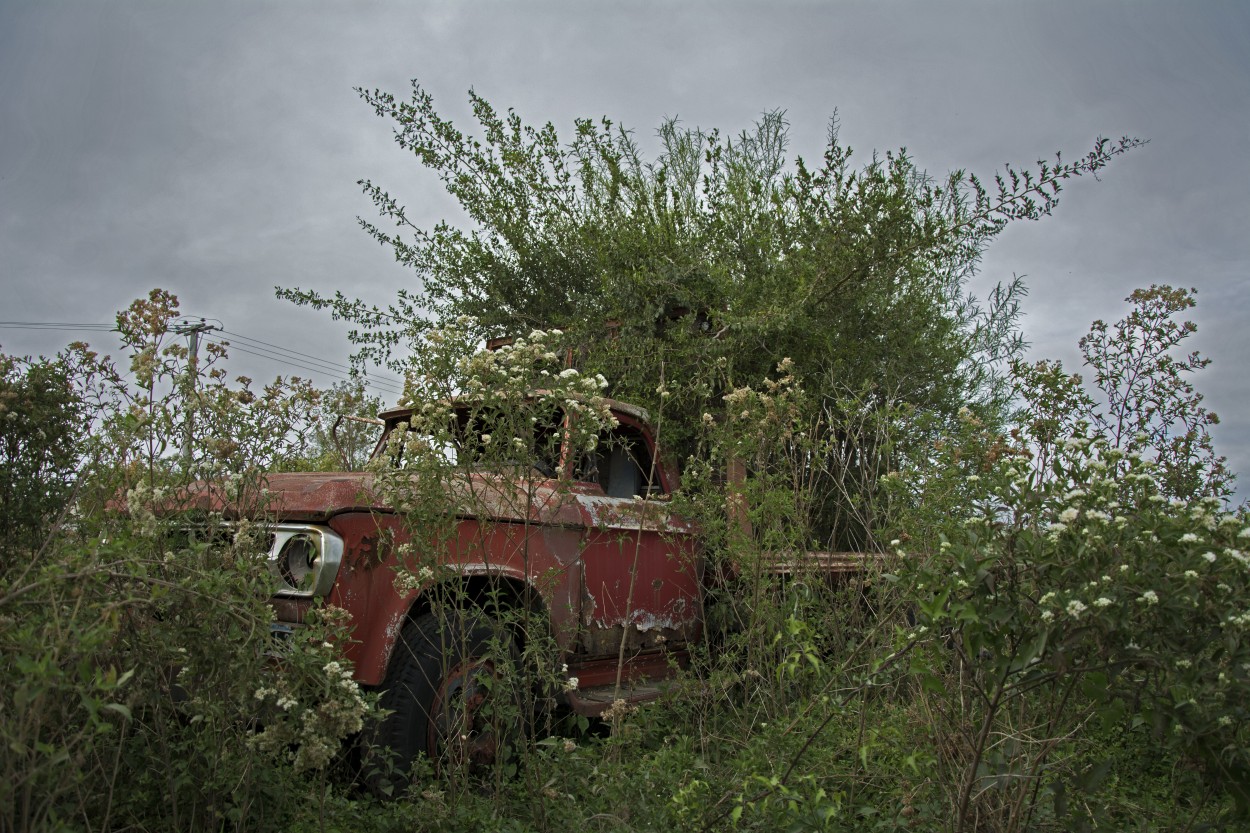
[103,703,132,720]
[1051,778,1068,819]
[1074,757,1113,793]
[1008,629,1049,673]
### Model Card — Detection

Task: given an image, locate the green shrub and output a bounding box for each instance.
[0,351,82,569]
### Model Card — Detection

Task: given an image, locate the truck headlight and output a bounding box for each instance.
[267,525,344,598]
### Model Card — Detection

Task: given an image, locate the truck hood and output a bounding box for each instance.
[163,472,382,523]
[170,470,690,531]
[254,472,382,521]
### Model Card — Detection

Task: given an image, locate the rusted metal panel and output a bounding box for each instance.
[165,472,382,522]
[325,511,586,686]
[765,550,888,575]
[565,682,669,717]
[168,470,592,526]
[312,497,702,683]
[576,499,703,657]
[564,650,685,691]
[437,473,588,526]
[572,493,693,533]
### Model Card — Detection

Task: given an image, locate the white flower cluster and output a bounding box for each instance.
[123,480,166,538]
[324,659,362,695]
[394,565,435,594]
[249,653,368,773]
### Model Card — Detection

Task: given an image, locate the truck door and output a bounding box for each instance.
[572,415,702,657]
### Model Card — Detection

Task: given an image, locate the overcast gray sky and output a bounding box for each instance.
[2,1,1248,489]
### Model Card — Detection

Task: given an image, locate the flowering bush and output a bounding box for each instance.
[250,631,370,773]
[0,350,83,566]
[901,438,1248,827]
[372,316,615,579]
[0,291,370,832]
[893,286,1248,829]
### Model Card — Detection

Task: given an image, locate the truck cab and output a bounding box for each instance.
[255,396,701,775]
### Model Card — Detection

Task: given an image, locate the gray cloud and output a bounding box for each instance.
[2,0,1247,491]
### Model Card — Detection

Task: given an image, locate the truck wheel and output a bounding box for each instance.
[369,609,520,791]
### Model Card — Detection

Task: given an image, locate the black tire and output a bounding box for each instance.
[366,609,520,794]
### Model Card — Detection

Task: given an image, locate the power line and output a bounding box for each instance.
[1,318,402,396]
[204,338,403,397]
[216,328,404,387]
[202,335,400,392]
[178,310,405,388]
[0,322,115,332]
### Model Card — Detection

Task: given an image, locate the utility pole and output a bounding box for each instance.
[172,318,220,471]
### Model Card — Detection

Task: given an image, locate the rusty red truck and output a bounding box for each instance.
[252,393,705,774]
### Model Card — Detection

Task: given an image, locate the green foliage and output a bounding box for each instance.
[1011,285,1229,504]
[4,283,1243,833]
[280,82,1143,548]
[1080,284,1230,500]
[1,525,367,832]
[283,379,385,472]
[889,287,1245,830]
[0,350,84,567]
[0,292,370,833]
